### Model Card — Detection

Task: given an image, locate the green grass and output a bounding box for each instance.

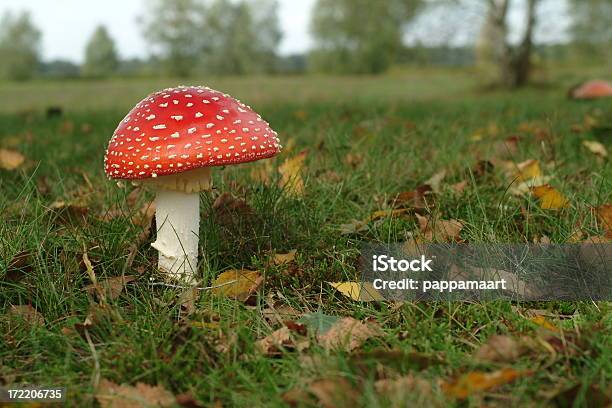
[0,70,611,407]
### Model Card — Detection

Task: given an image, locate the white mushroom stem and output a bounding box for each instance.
[151,190,200,283]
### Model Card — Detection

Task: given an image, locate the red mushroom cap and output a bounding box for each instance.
[104,86,281,179]
[571,80,612,100]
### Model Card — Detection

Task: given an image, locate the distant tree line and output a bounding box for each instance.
[0,0,610,83]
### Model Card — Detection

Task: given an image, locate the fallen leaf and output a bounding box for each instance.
[416,214,463,242]
[374,375,433,403]
[328,282,385,301]
[273,250,297,265]
[278,150,307,197]
[0,149,25,170]
[95,379,175,408]
[515,159,542,181]
[8,305,44,327]
[442,368,526,399]
[256,326,292,355]
[298,312,340,335]
[451,180,468,195]
[595,203,612,238]
[283,377,358,408]
[211,269,262,302]
[424,169,446,193]
[339,219,368,235]
[344,152,363,168]
[474,335,523,363]
[531,184,570,209]
[85,275,136,301]
[317,317,382,351]
[390,184,433,210]
[307,378,359,408]
[582,140,608,158]
[529,315,559,332]
[4,250,33,282]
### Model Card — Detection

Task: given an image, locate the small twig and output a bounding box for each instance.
[146,279,238,291]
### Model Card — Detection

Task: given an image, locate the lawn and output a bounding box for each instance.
[0,70,611,407]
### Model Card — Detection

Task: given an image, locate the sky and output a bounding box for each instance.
[0,0,570,64]
[0,0,316,63]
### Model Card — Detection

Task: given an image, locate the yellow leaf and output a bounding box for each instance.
[582,140,608,158]
[515,159,541,181]
[212,269,262,302]
[531,184,569,209]
[278,150,307,196]
[0,148,25,170]
[596,203,612,238]
[529,315,559,332]
[328,282,385,301]
[442,368,525,399]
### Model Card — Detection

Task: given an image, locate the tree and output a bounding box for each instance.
[476,0,539,88]
[203,0,282,75]
[82,25,119,78]
[309,0,422,74]
[0,11,41,81]
[141,0,207,77]
[569,0,612,62]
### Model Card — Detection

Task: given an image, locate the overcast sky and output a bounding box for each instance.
[0,0,570,63]
[0,0,316,62]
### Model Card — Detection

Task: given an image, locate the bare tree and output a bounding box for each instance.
[479,0,539,88]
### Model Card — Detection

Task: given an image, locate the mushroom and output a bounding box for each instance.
[104,86,282,283]
[569,80,612,100]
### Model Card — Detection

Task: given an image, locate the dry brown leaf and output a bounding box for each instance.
[344,152,363,168]
[374,375,434,405]
[416,214,463,242]
[211,269,262,302]
[278,150,307,197]
[85,275,136,301]
[256,326,292,355]
[442,368,526,399]
[328,282,385,301]
[390,184,434,210]
[308,378,359,408]
[95,379,175,408]
[474,335,524,363]
[273,250,297,265]
[424,169,446,193]
[451,180,468,195]
[317,317,382,351]
[339,219,368,235]
[595,203,612,238]
[8,305,44,327]
[583,140,608,158]
[531,184,570,209]
[0,148,25,170]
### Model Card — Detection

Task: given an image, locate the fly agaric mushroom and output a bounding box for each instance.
[104,86,281,283]
[569,80,612,100]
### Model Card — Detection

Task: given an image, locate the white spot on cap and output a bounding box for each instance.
[153,124,166,130]
[170,132,180,138]
[195,112,203,118]
[171,115,183,121]
[146,114,156,120]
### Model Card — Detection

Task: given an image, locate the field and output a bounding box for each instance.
[0,69,611,407]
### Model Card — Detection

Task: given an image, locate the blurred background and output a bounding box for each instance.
[0,0,610,111]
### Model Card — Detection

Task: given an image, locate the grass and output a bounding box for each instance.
[0,69,611,407]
